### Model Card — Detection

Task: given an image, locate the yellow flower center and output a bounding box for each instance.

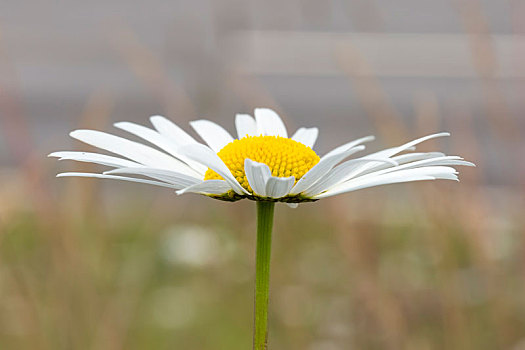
[204,136,320,194]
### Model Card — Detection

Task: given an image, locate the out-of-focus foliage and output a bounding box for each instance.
[0,160,523,349]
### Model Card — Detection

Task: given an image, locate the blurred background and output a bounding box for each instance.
[0,0,524,349]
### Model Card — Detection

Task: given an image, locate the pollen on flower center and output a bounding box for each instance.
[204,136,320,194]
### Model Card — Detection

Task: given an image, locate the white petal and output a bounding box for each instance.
[265,176,295,198]
[346,152,446,179]
[303,158,398,197]
[105,167,201,189]
[179,143,249,195]
[357,156,473,180]
[331,146,450,183]
[150,115,199,146]
[56,172,180,189]
[254,108,288,137]
[244,159,271,197]
[114,121,204,176]
[371,132,450,159]
[177,180,232,195]
[190,120,234,152]
[421,157,475,167]
[392,152,445,164]
[331,155,472,189]
[235,114,257,139]
[383,165,459,180]
[49,151,141,168]
[291,127,319,148]
[315,166,459,198]
[115,122,179,155]
[290,145,366,195]
[316,175,436,198]
[321,136,375,159]
[69,130,196,176]
[286,203,299,209]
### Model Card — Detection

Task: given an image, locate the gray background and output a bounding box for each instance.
[0,0,523,186]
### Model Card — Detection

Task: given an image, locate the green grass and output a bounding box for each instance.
[0,177,523,350]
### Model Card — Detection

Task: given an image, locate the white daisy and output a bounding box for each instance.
[49,108,474,206]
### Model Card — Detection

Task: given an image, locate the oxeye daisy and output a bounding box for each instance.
[49,108,473,205]
[50,108,474,349]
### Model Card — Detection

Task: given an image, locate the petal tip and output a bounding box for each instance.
[149,115,166,124]
[254,107,274,113]
[113,121,127,128]
[69,130,80,138]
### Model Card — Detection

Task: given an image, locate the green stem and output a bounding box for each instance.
[253,201,275,350]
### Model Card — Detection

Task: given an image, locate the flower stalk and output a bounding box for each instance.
[253,201,275,350]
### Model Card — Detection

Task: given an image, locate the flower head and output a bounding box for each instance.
[50,108,474,206]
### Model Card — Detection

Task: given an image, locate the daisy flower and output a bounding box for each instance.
[49,108,473,206]
[50,108,473,350]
